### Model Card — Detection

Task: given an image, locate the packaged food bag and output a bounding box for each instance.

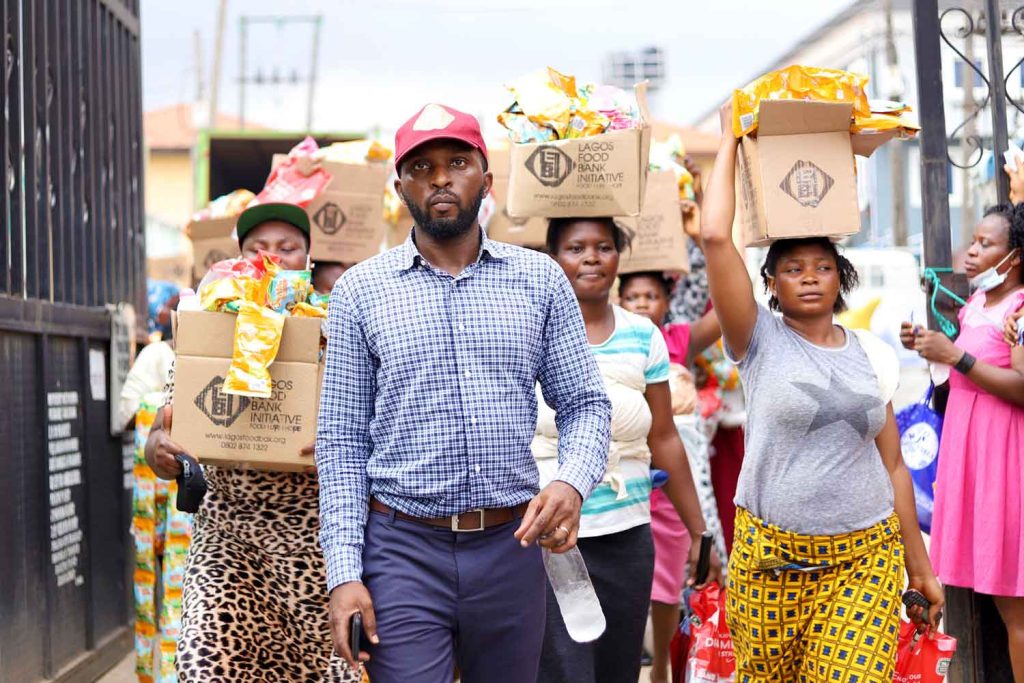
[497,67,640,143]
[685,584,736,683]
[732,65,870,137]
[893,620,957,683]
[252,136,333,208]
[190,188,255,222]
[267,269,312,314]
[318,139,393,164]
[223,301,286,398]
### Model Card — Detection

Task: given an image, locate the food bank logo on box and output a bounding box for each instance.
[525,146,574,187]
[194,377,250,427]
[780,160,834,208]
[314,202,348,235]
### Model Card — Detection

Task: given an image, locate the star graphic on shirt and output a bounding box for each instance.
[791,370,880,439]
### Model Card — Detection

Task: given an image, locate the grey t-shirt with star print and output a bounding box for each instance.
[726,305,894,535]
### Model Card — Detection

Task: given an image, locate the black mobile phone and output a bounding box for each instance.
[349,612,362,657]
[902,589,940,624]
[174,453,207,513]
[694,531,714,585]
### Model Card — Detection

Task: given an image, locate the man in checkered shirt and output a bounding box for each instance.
[316,104,612,682]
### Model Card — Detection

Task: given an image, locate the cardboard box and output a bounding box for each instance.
[189,216,240,281]
[736,100,862,247]
[505,84,652,220]
[147,254,194,288]
[387,201,412,248]
[485,147,548,246]
[272,155,389,263]
[171,310,322,472]
[618,170,690,274]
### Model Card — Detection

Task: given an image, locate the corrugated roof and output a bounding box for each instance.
[144,103,266,150]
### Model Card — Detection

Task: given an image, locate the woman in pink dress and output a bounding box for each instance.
[902,203,1024,681]
[619,271,722,683]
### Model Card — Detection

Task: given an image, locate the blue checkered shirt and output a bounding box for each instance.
[316,233,612,590]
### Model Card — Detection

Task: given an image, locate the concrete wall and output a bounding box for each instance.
[144,149,193,228]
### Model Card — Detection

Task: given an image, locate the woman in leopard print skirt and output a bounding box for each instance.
[144,205,359,683]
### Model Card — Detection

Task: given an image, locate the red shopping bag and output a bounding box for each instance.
[251,136,333,208]
[683,583,736,683]
[893,619,957,683]
[669,616,691,683]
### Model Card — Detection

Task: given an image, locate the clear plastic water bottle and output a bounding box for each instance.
[542,547,606,643]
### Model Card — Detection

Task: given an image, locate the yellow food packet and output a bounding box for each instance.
[223,301,285,398]
[319,139,394,164]
[678,167,695,201]
[199,275,261,312]
[290,302,327,319]
[732,65,870,137]
[850,110,921,135]
[506,67,578,139]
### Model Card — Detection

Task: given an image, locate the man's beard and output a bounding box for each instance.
[405,186,487,241]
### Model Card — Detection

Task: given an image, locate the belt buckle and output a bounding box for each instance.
[452,509,486,533]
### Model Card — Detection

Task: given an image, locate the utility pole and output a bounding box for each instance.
[237,15,321,131]
[208,0,228,130]
[192,29,207,130]
[306,16,322,132]
[238,16,247,130]
[884,0,908,246]
[193,30,205,104]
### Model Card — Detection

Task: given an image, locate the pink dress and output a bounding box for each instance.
[650,323,693,604]
[930,287,1024,597]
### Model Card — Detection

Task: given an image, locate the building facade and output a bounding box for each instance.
[694,0,1024,256]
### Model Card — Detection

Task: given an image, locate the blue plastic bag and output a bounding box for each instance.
[895,385,942,533]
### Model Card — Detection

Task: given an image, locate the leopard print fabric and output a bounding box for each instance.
[165,364,359,682]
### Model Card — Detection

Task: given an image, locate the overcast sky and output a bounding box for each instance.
[141,0,856,138]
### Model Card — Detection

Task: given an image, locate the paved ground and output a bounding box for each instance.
[97,655,656,682]
[96,654,134,683]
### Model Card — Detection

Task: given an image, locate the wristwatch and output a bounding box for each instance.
[953,351,976,375]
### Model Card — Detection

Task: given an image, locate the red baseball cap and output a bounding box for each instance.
[394,104,489,174]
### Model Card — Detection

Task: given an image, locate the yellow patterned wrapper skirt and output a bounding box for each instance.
[726,507,904,683]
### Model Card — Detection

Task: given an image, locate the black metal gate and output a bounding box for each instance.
[1,1,144,681]
[912,0,1019,680]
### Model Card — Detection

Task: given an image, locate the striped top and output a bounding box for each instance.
[533,305,670,537]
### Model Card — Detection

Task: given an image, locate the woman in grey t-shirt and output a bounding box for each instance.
[699,102,944,682]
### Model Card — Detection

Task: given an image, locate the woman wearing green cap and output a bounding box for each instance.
[145,203,359,683]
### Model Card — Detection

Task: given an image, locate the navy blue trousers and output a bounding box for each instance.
[362,508,546,683]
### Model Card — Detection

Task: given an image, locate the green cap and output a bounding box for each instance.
[235,202,311,245]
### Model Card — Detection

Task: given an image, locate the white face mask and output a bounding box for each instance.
[969,248,1019,292]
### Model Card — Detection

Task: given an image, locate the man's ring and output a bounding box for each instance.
[557,525,571,538]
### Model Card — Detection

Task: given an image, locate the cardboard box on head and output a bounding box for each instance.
[736,99,893,247]
[486,147,549,247]
[618,170,690,274]
[171,310,322,472]
[271,154,389,263]
[506,83,653,220]
[189,216,241,282]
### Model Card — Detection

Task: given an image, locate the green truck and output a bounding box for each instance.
[192,128,367,208]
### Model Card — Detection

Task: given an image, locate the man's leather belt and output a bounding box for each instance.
[370,498,529,532]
